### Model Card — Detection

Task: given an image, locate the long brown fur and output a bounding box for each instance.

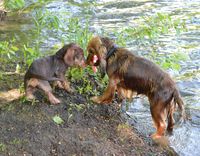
[86,36,186,139]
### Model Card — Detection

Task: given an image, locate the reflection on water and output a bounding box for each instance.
[1,0,200,155]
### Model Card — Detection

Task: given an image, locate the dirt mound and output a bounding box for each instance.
[0,76,176,156]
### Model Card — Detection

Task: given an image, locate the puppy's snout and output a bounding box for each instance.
[75,56,86,68]
[81,59,86,68]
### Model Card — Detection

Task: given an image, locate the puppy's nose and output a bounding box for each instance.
[81,60,87,68]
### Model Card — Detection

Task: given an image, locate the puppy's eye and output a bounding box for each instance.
[89,49,93,54]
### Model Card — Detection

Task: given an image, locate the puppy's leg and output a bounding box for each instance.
[150,101,167,139]
[37,80,60,104]
[117,84,126,100]
[62,80,74,93]
[53,80,74,93]
[26,86,36,100]
[167,102,175,134]
[57,73,74,93]
[53,81,64,89]
[91,77,118,104]
[25,78,39,100]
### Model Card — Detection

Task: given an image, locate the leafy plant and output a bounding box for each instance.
[148,50,189,71]
[10,138,22,145]
[53,115,64,125]
[61,17,93,54]
[67,67,96,95]
[4,0,25,11]
[0,40,19,71]
[161,52,189,70]
[0,40,18,59]
[111,13,187,45]
[108,13,189,71]
[0,143,6,152]
[22,44,40,67]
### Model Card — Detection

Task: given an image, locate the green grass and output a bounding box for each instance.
[0,4,189,98]
[0,143,6,152]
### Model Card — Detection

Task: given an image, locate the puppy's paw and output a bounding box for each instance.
[26,94,35,101]
[102,99,112,104]
[66,87,75,94]
[49,95,61,105]
[151,133,162,140]
[151,133,169,146]
[90,96,101,104]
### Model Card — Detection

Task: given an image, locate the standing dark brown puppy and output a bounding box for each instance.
[86,36,185,139]
[24,43,85,104]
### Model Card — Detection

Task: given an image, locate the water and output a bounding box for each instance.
[1,0,200,155]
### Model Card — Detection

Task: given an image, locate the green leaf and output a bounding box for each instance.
[4,0,25,11]
[15,64,21,73]
[11,46,19,51]
[171,63,181,71]
[53,115,64,125]
[162,61,171,69]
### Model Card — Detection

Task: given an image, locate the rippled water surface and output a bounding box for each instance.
[1,0,200,155]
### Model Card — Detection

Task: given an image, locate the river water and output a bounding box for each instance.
[1,0,200,155]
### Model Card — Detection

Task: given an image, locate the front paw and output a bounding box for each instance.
[49,96,61,105]
[90,96,101,104]
[102,99,112,104]
[150,133,162,140]
[66,87,75,94]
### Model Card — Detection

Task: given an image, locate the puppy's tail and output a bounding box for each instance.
[173,88,186,124]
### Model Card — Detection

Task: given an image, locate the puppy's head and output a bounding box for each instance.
[86,36,107,67]
[56,43,85,67]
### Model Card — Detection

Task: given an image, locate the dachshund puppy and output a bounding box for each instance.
[24,43,85,104]
[86,36,185,139]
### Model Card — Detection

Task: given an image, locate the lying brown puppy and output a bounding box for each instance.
[24,43,85,104]
[86,36,185,139]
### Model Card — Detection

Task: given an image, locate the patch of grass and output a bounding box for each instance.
[0,143,6,152]
[120,13,187,43]
[148,50,189,71]
[4,0,25,11]
[107,13,189,72]
[10,138,22,145]
[69,103,86,112]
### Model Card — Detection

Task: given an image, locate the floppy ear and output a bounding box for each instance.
[55,45,70,59]
[63,47,75,66]
[96,37,107,58]
[98,45,107,58]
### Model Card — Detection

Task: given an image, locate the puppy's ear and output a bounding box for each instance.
[98,45,107,58]
[95,37,107,58]
[63,47,75,66]
[55,44,71,59]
